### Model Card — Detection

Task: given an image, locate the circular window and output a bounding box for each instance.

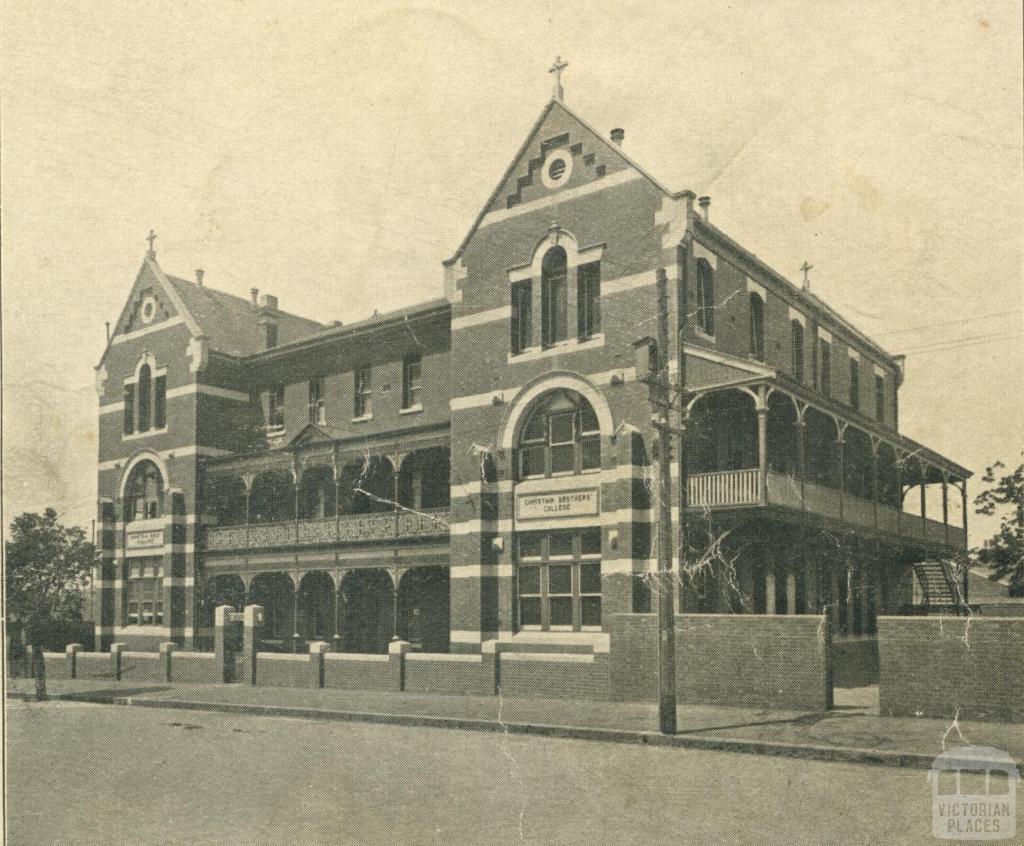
[541,150,573,189]
[140,296,157,324]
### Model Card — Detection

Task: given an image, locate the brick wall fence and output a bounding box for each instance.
[609,613,831,711]
[38,612,834,712]
[878,616,1024,722]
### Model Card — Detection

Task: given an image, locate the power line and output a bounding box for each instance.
[900,333,1023,357]
[873,310,1021,339]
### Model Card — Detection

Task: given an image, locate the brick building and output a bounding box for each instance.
[93,84,970,689]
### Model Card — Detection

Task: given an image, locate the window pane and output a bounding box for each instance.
[550,532,573,558]
[123,384,135,434]
[549,596,573,626]
[581,528,601,556]
[550,444,574,474]
[522,413,546,442]
[549,412,575,445]
[519,597,541,627]
[519,535,543,560]
[127,603,139,625]
[580,562,601,594]
[581,596,602,627]
[154,602,164,625]
[154,376,166,429]
[549,563,572,594]
[581,437,601,471]
[520,446,546,478]
[518,565,540,595]
[141,602,154,625]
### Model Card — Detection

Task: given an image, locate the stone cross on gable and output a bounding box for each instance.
[146,229,157,258]
[800,261,813,290]
[549,56,568,101]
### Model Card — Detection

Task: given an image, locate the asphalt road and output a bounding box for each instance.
[6,700,944,845]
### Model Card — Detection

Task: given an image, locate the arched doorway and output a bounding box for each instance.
[248,573,295,652]
[206,574,246,610]
[688,390,758,473]
[339,569,394,654]
[397,567,450,653]
[249,470,294,524]
[299,466,336,520]
[398,448,451,510]
[297,571,335,641]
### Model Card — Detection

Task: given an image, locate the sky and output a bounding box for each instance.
[2,0,1021,544]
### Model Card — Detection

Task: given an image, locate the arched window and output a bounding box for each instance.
[791,319,804,382]
[127,359,166,436]
[696,259,715,336]
[749,292,765,361]
[541,247,568,348]
[518,390,601,478]
[124,460,164,522]
[137,364,152,432]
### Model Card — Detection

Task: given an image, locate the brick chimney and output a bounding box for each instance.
[250,288,259,306]
[195,269,204,287]
[610,128,625,147]
[698,196,711,221]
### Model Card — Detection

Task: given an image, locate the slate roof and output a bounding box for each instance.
[164,274,325,357]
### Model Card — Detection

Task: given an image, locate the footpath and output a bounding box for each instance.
[7,676,1022,774]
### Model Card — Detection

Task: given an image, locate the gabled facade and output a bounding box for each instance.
[95,93,970,673]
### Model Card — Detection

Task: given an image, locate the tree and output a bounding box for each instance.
[5,508,97,644]
[972,457,1024,597]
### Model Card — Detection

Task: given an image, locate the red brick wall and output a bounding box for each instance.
[403,654,493,696]
[323,654,391,690]
[497,654,610,701]
[609,613,831,710]
[878,616,1024,721]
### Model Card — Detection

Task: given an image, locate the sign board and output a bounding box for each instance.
[125,529,164,550]
[516,488,600,521]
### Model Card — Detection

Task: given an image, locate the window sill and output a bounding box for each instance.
[508,334,605,364]
[350,414,373,423]
[399,404,423,415]
[694,328,716,343]
[122,427,169,441]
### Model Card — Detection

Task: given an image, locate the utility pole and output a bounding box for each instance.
[635,268,678,734]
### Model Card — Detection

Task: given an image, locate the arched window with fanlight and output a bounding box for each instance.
[696,258,715,336]
[124,357,167,436]
[518,390,601,479]
[541,247,568,348]
[124,460,164,522]
[749,292,765,361]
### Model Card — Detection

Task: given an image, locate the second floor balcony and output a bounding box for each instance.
[203,444,451,553]
[681,382,970,552]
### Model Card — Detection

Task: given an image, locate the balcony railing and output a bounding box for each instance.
[205,508,450,552]
[688,468,759,508]
[687,470,966,549]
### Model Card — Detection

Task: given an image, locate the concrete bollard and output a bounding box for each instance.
[66,643,82,679]
[308,641,329,689]
[388,639,412,691]
[242,605,264,686]
[159,642,176,683]
[110,643,126,681]
[213,604,234,683]
[482,639,501,695]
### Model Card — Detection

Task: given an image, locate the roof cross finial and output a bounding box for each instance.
[800,260,813,290]
[146,229,157,259]
[549,56,568,101]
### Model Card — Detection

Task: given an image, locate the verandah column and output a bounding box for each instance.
[332,570,344,652]
[756,387,768,505]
